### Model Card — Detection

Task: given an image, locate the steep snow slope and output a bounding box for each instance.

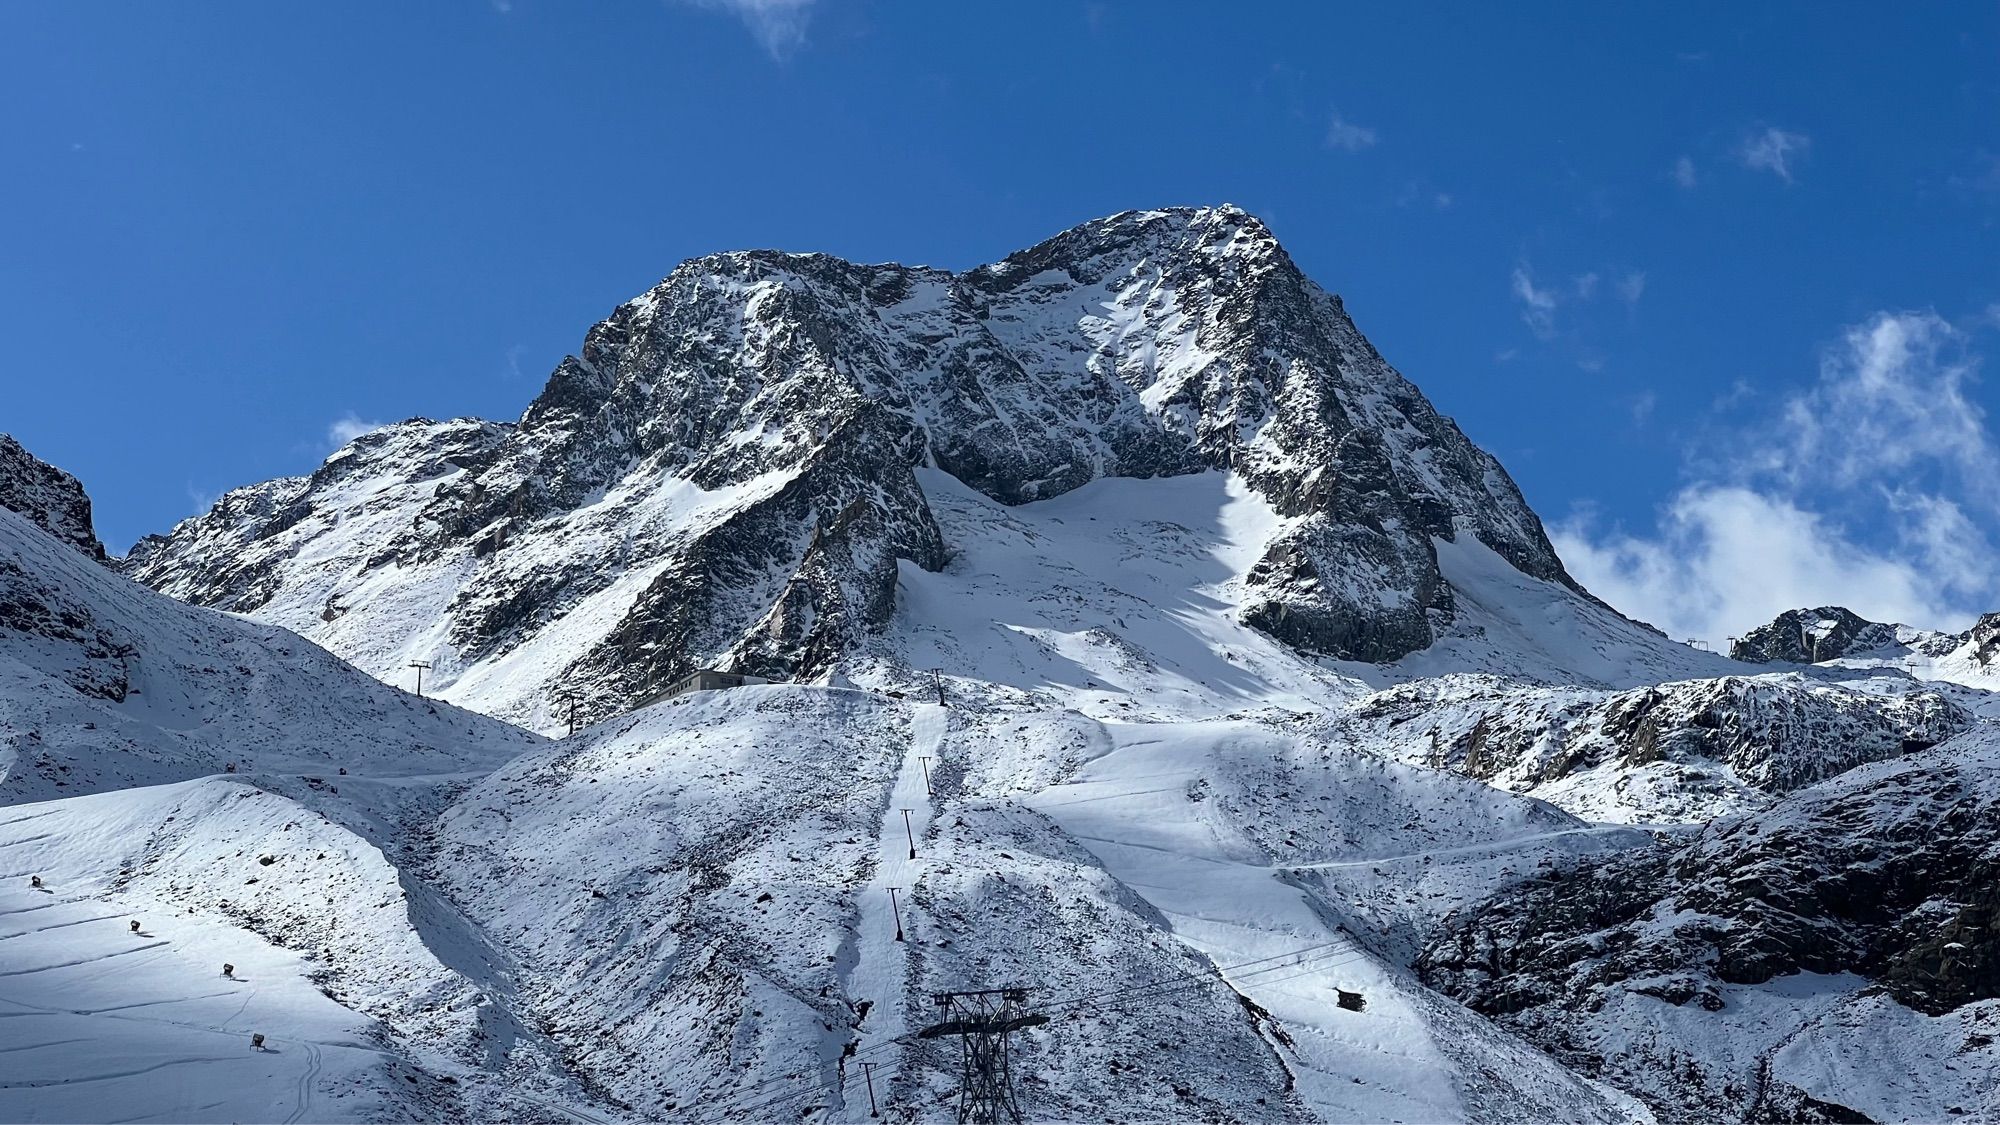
[0,508,538,803]
[0,500,621,1122]
[890,467,1715,726]
[0,777,616,1123]
[129,206,1631,731]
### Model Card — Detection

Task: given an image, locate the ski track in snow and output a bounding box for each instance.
[0,880,369,1122]
[838,702,942,1121]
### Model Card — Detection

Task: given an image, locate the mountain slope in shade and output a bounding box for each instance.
[0,458,610,1121]
[126,206,1616,729]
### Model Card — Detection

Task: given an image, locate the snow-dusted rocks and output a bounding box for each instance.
[1337,672,1973,822]
[1416,728,2000,1123]
[1730,606,1905,664]
[128,206,1585,728]
[0,507,537,802]
[426,683,1646,1123]
[24,206,2000,1124]
[0,433,105,561]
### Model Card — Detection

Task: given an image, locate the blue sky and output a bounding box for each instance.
[4,2,1998,642]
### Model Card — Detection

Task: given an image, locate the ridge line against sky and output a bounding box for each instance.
[3,1,1996,644]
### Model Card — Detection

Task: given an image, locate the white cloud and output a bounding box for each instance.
[1672,155,1698,189]
[1617,271,1647,307]
[1554,310,2000,646]
[1510,266,1559,339]
[677,0,816,61]
[1739,126,1811,183]
[1554,487,1975,645]
[1574,272,1600,300]
[1761,312,1996,500]
[327,413,387,449]
[1630,389,1658,424]
[1325,110,1377,152]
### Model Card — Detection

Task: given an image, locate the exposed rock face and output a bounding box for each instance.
[1731,605,2000,682]
[1729,606,1901,664]
[125,206,1586,723]
[1415,731,2000,1120]
[0,434,106,561]
[1339,672,1973,822]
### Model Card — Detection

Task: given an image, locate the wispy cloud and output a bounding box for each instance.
[1739,126,1811,183]
[1672,155,1698,189]
[675,0,816,61]
[1325,110,1377,152]
[1510,266,1560,339]
[327,412,386,450]
[1554,310,2000,646]
[1616,271,1647,307]
[1630,389,1658,424]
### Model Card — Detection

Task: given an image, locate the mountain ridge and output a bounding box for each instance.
[125,205,1610,729]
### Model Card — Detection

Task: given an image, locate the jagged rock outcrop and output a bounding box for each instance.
[126,206,1591,724]
[1415,730,2000,1121]
[1339,672,1973,822]
[0,434,106,561]
[1731,605,2000,682]
[1730,606,1901,664]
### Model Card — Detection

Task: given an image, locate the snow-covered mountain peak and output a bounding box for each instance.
[129,208,1650,728]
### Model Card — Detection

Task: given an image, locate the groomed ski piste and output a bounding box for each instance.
[0,786,385,1125]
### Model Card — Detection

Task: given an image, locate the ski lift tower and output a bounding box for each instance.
[917,987,1048,1124]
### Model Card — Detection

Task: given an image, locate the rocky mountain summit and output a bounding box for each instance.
[1730,606,1904,664]
[1732,604,2000,693]
[0,433,105,561]
[126,206,1585,726]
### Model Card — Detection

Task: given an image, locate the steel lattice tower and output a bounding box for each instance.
[917,987,1047,1124]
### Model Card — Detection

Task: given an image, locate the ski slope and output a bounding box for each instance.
[0,790,405,1123]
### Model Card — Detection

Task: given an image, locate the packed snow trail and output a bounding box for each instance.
[0,878,382,1123]
[1024,725,1465,1122]
[838,702,943,1121]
